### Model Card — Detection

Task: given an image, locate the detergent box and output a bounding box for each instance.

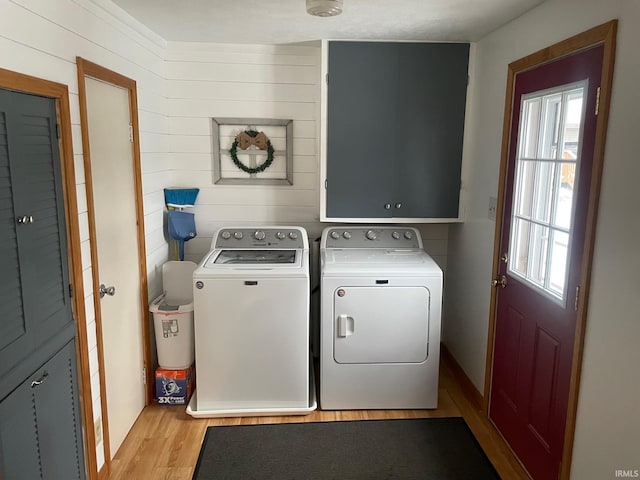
[155,366,194,405]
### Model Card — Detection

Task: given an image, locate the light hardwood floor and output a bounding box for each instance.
[107,356,530,479]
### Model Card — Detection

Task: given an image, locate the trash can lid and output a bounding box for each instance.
[163,260,197,304]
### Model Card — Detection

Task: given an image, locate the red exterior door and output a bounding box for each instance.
[489,45,604,480]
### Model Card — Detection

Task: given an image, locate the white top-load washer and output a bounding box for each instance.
[320,226,442,410]
[187,226,317,418]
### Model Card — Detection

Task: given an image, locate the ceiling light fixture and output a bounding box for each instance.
[306,0,343,17]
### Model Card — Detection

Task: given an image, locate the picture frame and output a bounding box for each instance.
[211,117,293,185]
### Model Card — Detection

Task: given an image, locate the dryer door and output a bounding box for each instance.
[333,286,429,364]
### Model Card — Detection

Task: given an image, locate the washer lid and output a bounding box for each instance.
[196,248,308,276]
[214,249,297,265]
[322,249,442,276]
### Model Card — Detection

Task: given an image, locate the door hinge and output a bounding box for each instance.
[56,123,60,139]
[325,179,328,190]
[142,366,147,385]
[128,123,134,143]
[574,286,580,311]
[595,86,601,115]
[68,283,73,299]
[325,73,328,85]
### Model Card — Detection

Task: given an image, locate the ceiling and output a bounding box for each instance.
[111,0,545,45]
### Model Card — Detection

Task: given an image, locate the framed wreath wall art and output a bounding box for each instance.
[212,118,293,185]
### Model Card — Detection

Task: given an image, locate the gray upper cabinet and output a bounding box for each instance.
[321,41,470,221]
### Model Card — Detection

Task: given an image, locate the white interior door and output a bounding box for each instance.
[85,77,145,457]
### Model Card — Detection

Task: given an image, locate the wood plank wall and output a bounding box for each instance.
[164,42,323,260]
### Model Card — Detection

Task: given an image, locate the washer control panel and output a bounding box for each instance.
[323,227,421,249]
[214,227,306,249]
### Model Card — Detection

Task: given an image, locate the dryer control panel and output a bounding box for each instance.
[322,227,421,249]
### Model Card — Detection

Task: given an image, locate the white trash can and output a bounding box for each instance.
[150,261,197,369]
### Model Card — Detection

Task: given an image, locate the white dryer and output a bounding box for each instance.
[187,226,316,418]
[320,226,442,410]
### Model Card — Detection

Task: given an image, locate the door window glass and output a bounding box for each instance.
[508,83,585,302]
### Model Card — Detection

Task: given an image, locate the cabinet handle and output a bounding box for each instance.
[395,203,402,209]
[31,372,49,388]
[384,203,391,210]
[17,215,34,224]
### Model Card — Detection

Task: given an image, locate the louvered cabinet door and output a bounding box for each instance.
[33,341,85,480]
[0,341,85,480]
[0,94,31,380]
[0,369,42,480]
[0,90,73,383]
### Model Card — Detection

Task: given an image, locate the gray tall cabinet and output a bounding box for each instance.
[0,89,85,479]
[321,41,470,221]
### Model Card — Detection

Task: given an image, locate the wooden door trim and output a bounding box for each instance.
[484,20,618,480]
[76,58,153,475]
[0,68,95,479]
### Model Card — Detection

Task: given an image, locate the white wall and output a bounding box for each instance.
[0,0,169,470]
[444,0,640,477]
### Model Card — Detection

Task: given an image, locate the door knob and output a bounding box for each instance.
[99,284,116,298]
[491,275,507,288]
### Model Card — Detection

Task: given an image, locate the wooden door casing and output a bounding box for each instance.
[0,66,97,479]
[490,44,603,480]
[486,20,618,480]
[0,83,87,479]
[76,57,151,473]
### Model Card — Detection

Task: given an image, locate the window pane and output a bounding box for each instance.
[532,161,555,223]
[516,160,536,218]
[509,83,585,303]
[553,162,575,230]
[561,90,584,160]
[511,218,531,276]
[539,94,562,159]
[520,98,541,159]
[549,230,569,296]
[529,223,549,286]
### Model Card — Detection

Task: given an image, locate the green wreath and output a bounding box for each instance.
[229,129,275,174]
